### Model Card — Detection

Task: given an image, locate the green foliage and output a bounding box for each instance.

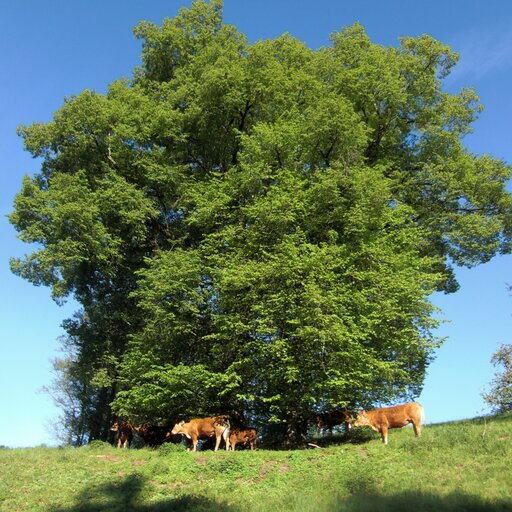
[84,440,113,450]
[483,344,512,413]
[112,362,240,421]
[9,0,512,444]
[157,441,187,455]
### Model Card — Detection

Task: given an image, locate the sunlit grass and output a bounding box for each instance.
[1,414,511,511]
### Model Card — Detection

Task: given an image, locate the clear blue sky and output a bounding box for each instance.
[1,0,511,447]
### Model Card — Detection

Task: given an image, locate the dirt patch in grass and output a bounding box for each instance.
[259,460,277,478]
[95,454,123,463]
[235,477,257,486]
[154,481,193,491]
[279,463,289,473]
[356,447,370,459]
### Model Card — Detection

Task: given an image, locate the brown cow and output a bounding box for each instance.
[110,420,135,449]
[315,410,353,433]
[134,423,171,447]
[353,402,425,445]
[168,416,230,452]
[228,428,258,451]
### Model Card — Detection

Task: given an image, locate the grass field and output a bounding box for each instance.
[1,413,511,511]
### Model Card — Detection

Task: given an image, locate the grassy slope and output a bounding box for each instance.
[1,414,511,512]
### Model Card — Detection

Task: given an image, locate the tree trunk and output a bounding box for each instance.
[284,414,309,447]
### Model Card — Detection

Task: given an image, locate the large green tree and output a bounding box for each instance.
[10,0,512,444]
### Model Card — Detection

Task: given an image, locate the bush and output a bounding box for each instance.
[85,440,113,450]
[157,441,188,456]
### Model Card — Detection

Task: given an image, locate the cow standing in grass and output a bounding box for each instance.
[168,416,231,452]
[315,410,353,433]
[134,424,172,447]
[353,402,425,445]
[229,428,258,451]
[110,420,135,449]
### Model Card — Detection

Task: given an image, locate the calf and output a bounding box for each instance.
[168,416,230,452]
[228,428,258,451]
[110,420,135,449]
[315,410,353,433]
[353,402,425,445]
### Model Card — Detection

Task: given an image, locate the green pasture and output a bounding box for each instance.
[1,414,511,511]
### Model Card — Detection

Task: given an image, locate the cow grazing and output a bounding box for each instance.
[168,416,231,452]
[315,410,353,433]
[353,402,425,445]
[228,428,258,451]
[134,423,171,447]
[110,420,135,449]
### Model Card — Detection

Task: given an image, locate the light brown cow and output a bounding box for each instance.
[110,420,135,449]
[168,416,231,452]
[315,410,353,433]
[353,402,425,445]
[228,428,258,451]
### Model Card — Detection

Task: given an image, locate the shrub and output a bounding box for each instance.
[157,441,188,456]
[85,440,113,450]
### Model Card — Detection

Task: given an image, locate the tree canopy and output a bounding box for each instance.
[10,0,512,444]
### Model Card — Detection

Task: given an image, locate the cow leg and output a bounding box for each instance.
[412,421,421,437]
[117,438,121,449]
[223,429,230,451]
[380,427,388,445]
[214,434,221,451]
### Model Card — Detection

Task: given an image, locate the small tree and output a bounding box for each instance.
[482,344,512,414]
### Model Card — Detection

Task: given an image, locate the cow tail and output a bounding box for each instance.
[421,405,427,427]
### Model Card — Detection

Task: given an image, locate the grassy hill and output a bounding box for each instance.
[1,414,511,511]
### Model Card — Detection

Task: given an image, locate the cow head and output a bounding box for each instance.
[353,411,370,428]
[133,423,148,434]
[341,411,354,430]
[315,410,353,429]
[315,415,328,429]
[110,421,120,432]
[170,421,191,439]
